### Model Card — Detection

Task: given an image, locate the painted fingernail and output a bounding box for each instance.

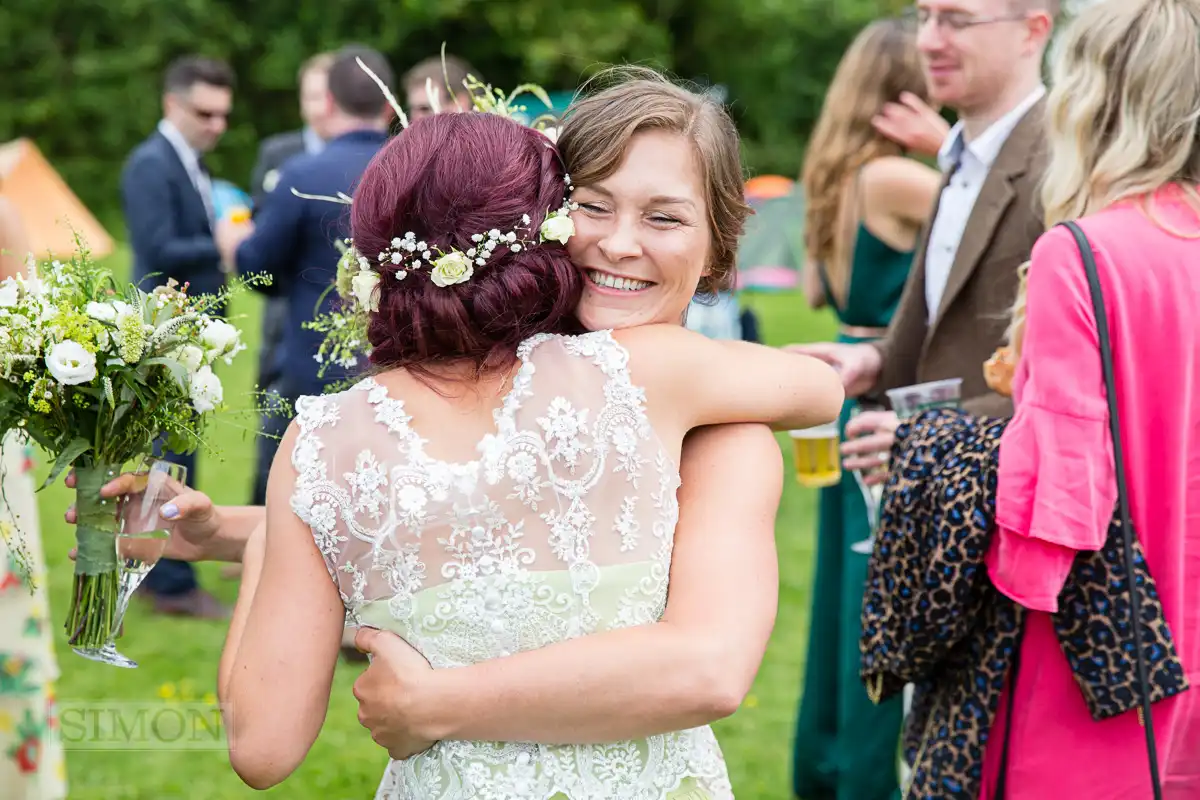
[161,503,179,519]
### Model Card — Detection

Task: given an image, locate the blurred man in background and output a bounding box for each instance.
[246,51,335,508]
[250,52,335,209]
[120,54,235,618]
[403,53,479,120]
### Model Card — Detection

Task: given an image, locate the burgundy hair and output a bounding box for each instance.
[351,112,582,374]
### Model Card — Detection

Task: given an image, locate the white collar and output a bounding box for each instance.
[157,119,201,171]
[302,126,326,155]
[937,85,1046,172]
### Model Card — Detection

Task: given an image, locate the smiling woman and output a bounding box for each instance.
[557,66,750,331]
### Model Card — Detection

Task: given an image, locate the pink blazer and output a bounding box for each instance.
[982,187,1200,798]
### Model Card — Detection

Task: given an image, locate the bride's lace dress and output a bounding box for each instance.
[290,331,733,800]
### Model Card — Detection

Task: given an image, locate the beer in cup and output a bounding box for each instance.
[789,422,841,489]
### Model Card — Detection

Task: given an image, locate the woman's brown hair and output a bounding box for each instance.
[801,18,930,306]
[557,66,752,297]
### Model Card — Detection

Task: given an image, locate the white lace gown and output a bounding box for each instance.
[291,331,734,800]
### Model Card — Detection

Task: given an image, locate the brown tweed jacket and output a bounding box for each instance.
[871,99,1048,419]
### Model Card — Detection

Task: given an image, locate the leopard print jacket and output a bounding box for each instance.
[860,408,1190,799]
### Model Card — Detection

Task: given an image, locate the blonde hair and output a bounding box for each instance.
[801,18,929,306]
[1007,260,1031,351]
[1013,0,1200,346]
[556,66,751,297]
[1041,0,1200,228]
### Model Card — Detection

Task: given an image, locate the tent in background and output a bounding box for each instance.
[0,137,114,260]
[738,175,804,292]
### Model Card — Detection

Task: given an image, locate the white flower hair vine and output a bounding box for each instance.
[297,44,576,381]
[370,181,577,290]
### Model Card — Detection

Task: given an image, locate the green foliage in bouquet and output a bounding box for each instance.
[0,235,271,648]
[302,240,371,392]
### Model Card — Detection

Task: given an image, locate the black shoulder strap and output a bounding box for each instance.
[1059,220,1163,799]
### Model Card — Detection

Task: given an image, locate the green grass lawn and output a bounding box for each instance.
[34,251,836,799]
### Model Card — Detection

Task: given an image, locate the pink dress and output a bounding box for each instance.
[981,187,1200,798]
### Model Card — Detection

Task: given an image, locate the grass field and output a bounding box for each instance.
[33,250,837,799]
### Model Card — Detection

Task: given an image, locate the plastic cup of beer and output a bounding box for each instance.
[789,423,842,489]
[886,378,963,420]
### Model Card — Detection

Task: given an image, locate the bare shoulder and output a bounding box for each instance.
[609,323,695,351]
[680,424,783,500]
[609,323,706,374]
[860,155,939,198]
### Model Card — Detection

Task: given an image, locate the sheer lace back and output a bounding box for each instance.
[290,331,731,800]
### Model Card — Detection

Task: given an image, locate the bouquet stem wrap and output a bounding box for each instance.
[65,461,121,648]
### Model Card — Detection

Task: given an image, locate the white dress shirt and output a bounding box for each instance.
[157,119,216,228]
[922,86,1046,323]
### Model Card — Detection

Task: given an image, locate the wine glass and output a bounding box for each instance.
[848,380,965,555]
[71,458,186,668]
[847,405,886,555]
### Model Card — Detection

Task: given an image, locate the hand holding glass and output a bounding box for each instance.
[848,379,963,554]
[71,459,186,668]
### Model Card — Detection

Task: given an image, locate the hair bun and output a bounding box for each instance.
[350,112,582,374]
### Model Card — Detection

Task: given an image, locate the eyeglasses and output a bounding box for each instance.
[903,5,1028,32]
[180,100,230,122]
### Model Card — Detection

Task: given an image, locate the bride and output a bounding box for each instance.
[219,106,841,797]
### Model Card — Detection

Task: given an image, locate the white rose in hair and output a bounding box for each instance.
[351,270,381,312]
[189,365,224,413]
[540,214,575,245]
[46,340,98,386]
[430,252,474,288]
[200,319,241,359]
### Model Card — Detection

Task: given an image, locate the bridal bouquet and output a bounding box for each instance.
[0,237,267,650]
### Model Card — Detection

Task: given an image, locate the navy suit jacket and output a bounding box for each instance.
[120,131,225,298]
[249,129,307,211]
[235,128,388,401]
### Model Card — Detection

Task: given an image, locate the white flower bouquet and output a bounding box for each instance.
[0,237,268,651]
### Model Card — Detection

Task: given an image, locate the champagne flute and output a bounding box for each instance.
[71,458,185,668]
[847,405,886,555]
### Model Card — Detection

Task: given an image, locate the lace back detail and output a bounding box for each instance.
[288,331,731,800]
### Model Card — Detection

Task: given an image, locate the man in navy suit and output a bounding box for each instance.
[247,51,334,506]
[119,55,235,618]
[216,44,393,522]
[249,53,335,210]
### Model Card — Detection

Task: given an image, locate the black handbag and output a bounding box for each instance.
[997,221,1163,798]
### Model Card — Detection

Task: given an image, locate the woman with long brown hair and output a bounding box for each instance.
[792,17,941,800]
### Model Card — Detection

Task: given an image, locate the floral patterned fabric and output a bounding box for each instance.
[0,432,67,799]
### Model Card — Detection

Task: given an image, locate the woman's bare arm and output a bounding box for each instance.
[617,324,845,436]
[355,423,781,747]
[219,424,345,789]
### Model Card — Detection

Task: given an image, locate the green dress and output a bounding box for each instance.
[792,224,912,800]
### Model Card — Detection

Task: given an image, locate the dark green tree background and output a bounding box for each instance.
[0,0,909,232]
